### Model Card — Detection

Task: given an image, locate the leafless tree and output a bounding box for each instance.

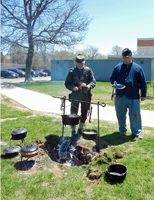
[1,52,6,63]
[1,0,92,81]
[111,45,123,55]
[84,45,100,59]
[32,53,43,69]
[9,46,27,64]
[36,42,52,69]
[132,50,138,55]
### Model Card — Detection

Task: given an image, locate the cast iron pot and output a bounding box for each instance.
[62,114,81,125]
[82,129,98,140]
[3,145,21,156]
[11,128,27,140]
[106,163,127,182]
[20,144,39,157]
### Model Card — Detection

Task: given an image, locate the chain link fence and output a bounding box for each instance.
[146,81,154,98]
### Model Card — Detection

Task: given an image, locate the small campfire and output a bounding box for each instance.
[57,139,96,166]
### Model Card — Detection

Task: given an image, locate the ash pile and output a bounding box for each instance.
[57,139,96,166]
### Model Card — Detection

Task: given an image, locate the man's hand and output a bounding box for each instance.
[141,97,146,101]
[80,83,91,91]
[73,86,79,91]
[87,85,90,91]
[80,83,87,87]
[114,81,117,85]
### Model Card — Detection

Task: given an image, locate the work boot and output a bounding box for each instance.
[119,132,126,136]
[71,131,77,142]
[71,130,76,137]
[77,128,83,135]
[137,135,143,139]
[73,128,82,141]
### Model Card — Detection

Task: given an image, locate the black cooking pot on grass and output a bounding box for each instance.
[106,163,127,182]
[3,145,21,156]
[62,114,81,125]
[11,128,27,140]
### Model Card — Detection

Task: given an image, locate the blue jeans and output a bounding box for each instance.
[114,95,142,136]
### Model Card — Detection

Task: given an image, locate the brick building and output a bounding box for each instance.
[137,38,154,56]
[108,38,154,59]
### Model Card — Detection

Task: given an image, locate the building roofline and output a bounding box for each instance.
[137,38,154,40]
[108,55,154,59]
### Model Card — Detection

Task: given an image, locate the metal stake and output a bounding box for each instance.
[97,101,100,152]
[61,96,66,142]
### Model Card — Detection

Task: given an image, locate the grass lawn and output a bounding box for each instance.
[1,81,154,200]
[15,81,154,110]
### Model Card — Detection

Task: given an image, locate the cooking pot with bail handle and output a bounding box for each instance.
[62,114,81,125]
[82,129,98,140]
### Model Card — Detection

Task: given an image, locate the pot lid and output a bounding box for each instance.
[62,114,81,118]
[20,144,39,153]
[11,128,27,135]
[3,145,21,154]
[112,84,126,90]
[0,141,7,146]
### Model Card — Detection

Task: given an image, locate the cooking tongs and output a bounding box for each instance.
[111,87,116,100]
[111,84,126,100]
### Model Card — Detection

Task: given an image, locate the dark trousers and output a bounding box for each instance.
[70,92,91,123]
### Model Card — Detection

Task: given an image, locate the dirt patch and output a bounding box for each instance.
[13,136,123,181]
[87,168,103,180]
[1,94,123,180]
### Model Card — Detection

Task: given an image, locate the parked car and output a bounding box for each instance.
[17,68,26,72]
[31,69,36,77]
[43,69,51,76]
[33,69,40,77]
[35,69,48,77]
[8,68,26,77]
[18,68,36,77]
[1,70,19,78]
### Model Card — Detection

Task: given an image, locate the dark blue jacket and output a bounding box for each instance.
[65,66,96,93]
[110,61,147,99]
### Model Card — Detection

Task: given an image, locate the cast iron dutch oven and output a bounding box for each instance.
[82,129,98,140]
[106,163,127,182]
[62,114,81,125]
[11,128,27,140]
[20,144,39,157]
[3,145,21,156]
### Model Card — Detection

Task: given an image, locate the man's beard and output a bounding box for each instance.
[77,66,83,70]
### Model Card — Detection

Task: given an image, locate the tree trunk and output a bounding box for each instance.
[25,25,34,82]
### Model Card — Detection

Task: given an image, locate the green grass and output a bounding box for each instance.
[1,108,154,199]
[1,104,32,119]
[15,81,154,110]
[1,114,154,200]
[1,81,154,200]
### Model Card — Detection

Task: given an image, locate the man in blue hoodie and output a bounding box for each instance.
[110,48,147,139]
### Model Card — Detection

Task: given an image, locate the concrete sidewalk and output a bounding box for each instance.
[1,84,154,128]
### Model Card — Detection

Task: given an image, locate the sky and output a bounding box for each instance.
[75,0,154,55]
